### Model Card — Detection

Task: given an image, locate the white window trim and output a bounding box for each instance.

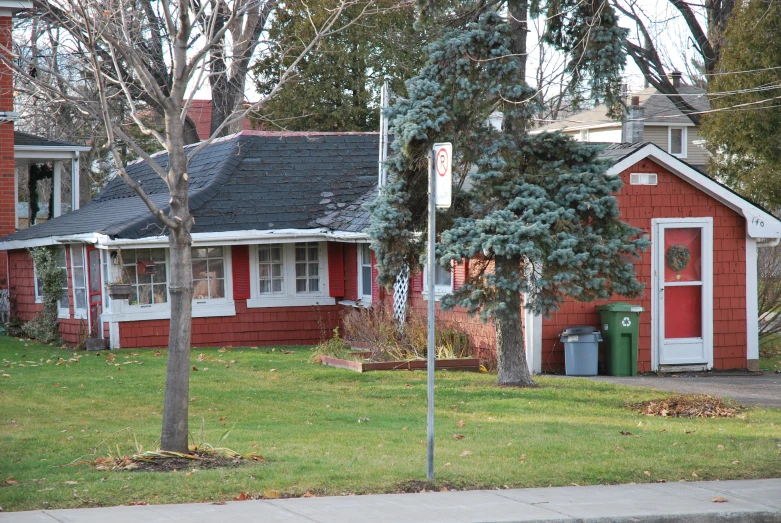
[247,241,335,309]
[191,246,234,308]
[422,263,453,302]
[70,244,88,320]
[357,243,373,304]
[668,127,687,158]
[103,247,236,321]
[33,246,69,318]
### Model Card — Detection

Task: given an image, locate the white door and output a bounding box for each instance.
[654,218,713,368]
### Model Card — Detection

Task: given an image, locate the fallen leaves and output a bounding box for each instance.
[459,450,472,457]
[629,395,740,418]
[453,434,464,440]
[457,420,466,428]
[711,497,728,503]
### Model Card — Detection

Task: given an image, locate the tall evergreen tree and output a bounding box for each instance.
[253,0,427,131]
[368,6,648,387]
[699,0,781,208]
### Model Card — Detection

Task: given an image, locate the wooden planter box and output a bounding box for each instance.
[320,355,480,373]
[107,284,132,299]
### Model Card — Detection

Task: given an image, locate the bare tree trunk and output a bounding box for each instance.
[160,119,194,453]
[494,255,536,387]
[503,0,528,138]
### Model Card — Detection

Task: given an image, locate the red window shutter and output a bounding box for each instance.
[411,270,423,292]
[232,245,251,300]
[453,259,468,291]
[328,242,345,297]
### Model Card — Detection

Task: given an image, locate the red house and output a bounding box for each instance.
[0,131,381,349]
[399,143,781,373]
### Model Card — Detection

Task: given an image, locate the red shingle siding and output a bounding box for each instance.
[8,249,84,345]
[118,301,342,348]
[397,158,750,372]
[371,251,380,302]
[539,159,747,372]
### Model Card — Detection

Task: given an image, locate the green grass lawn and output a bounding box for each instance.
[759,339,781,371]
[1,336,780,512]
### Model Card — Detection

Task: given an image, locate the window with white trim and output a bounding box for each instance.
[70,245,87,319]
[423,262,453,301]
[295,242,320,293]
[258,244,284,294]
[669,127,687,157]
[35,246,70,317]
[358,243,373,302]
[118,248,168,306]
[249,242,332,308]
[192,247,225,300]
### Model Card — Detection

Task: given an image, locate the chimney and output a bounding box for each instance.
[626,95,644,144]
[668,71,682,88]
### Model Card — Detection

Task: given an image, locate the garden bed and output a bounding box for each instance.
[319,355,481,372]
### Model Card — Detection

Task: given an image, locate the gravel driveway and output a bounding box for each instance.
[582,372,781,408]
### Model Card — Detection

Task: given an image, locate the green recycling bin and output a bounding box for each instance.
[597,302,644,376]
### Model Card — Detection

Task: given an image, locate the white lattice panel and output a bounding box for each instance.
[392,265,409,326]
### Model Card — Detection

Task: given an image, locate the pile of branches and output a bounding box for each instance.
[629,395,742,418]
[87,445,265,472]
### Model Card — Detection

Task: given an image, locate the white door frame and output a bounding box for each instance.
[651,217,714,370]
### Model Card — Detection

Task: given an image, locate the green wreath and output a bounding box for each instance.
[666,244,691,272]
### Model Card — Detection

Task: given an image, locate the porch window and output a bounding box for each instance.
[70,246,87,319]
[119,249,168,306]
[192,247,225,300]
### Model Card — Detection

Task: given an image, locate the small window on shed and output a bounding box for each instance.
[630,173,658,186]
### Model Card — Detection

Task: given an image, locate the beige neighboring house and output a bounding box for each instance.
[534,73,710,170]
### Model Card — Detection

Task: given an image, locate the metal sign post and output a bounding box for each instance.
[427,143,452,482]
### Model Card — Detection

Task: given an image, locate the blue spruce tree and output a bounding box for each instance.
[369,5,648,386]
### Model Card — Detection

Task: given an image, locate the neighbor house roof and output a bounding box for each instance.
[536,85,709,132]
[0,131,379,247]
[14,131,90,150]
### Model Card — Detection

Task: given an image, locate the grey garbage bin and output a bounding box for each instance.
[561,326,602,376]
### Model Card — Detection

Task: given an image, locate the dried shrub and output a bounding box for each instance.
[340,305,472,362]
[629,394,742,418]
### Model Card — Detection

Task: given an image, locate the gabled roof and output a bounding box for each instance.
[536,85,709,132]
[603,142,781,238]
[0,131,379,247]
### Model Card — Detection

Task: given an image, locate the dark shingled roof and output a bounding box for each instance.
[2,131,379,242]
[14,131,87,148]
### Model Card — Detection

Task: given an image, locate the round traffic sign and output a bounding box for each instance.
[435,147,449,177]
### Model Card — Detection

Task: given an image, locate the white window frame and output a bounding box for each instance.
[34,246,70,318]
[101,247,236,322]
[248,241,334,308]
[191,246,234,316]
[668,127,687,158]
[422,262,453,302]
[70,244,88,319]
[357,243,373,303]
[114,248,171,311]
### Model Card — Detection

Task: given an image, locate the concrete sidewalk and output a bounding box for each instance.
[2,478,780,522]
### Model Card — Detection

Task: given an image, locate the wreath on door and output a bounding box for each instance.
[666,244,691,272]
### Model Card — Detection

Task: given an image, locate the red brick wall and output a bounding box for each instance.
[118,301,342,348]
[0,16,17,287]
[8,248,85,345]
[540,159,747,372]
